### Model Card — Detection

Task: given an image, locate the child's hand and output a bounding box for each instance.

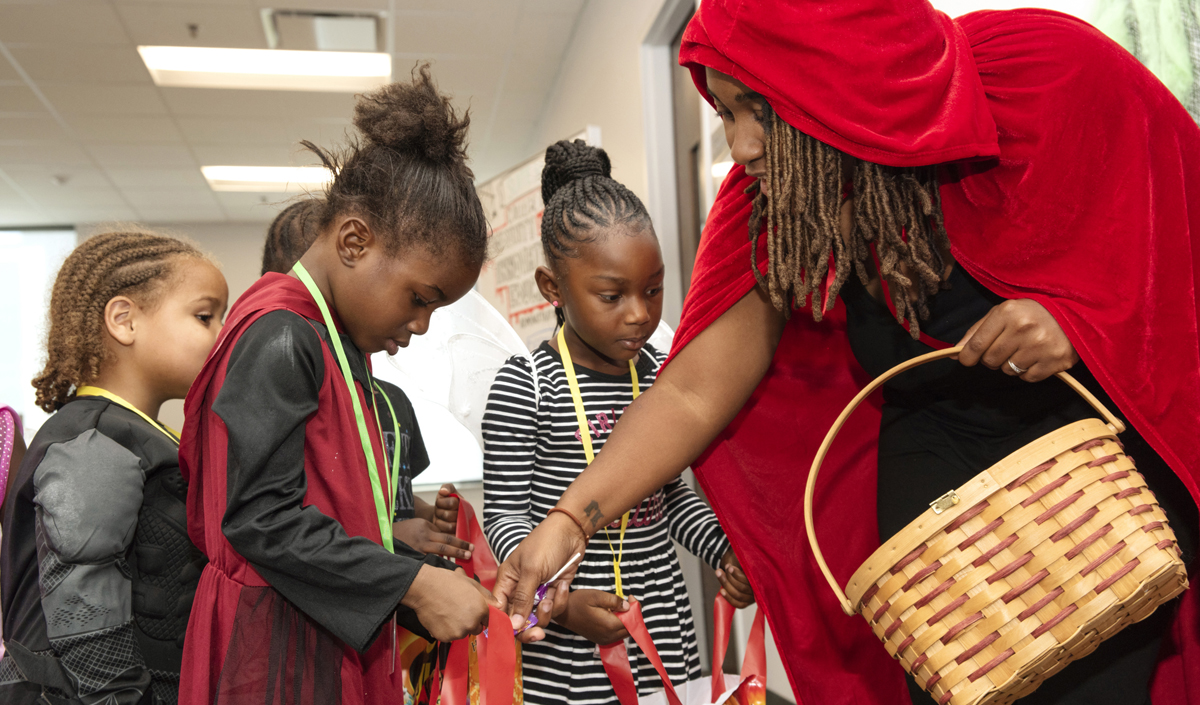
[431,483,460,534]
[402,565,493,642]
[555,590,632,645]
[716,549,755,608]
[393,518,473,560]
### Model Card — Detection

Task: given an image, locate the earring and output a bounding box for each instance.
[552,300,559,307]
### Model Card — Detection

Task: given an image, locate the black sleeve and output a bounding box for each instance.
[213,311,442,651]
[400,393,431,477]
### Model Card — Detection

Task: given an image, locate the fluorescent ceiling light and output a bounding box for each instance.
[711,160,735,179]
[202,166,333,193]
[138,46,390,92]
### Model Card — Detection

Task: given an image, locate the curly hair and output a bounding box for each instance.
[749,105,950,338]
[262,198,323,275]
[539,139,653,326]
[302,63,488,266]
[32,230,205,412]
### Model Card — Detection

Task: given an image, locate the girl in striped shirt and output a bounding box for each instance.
[482,140,754,705]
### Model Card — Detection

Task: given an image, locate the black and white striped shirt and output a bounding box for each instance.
[482,341,730,705]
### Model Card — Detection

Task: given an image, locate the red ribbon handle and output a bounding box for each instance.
[452,494,498,591]
[439,606,515,705]
[711,595,767,704]
[598,601,684,705]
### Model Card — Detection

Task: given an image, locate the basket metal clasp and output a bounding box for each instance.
[930,490,960,515]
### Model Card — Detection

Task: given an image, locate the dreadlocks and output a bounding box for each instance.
[749,105,950,338]
[32,229,206,412]
[540,139,653,326]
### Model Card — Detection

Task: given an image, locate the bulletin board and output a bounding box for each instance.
[474,126,601,350]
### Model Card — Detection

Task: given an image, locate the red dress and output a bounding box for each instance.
[672,2,1200,703]
[180,274,436,705]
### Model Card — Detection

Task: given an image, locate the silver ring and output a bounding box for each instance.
[1007,359,1028,375]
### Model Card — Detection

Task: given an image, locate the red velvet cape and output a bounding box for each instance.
[179,274,402,705]
[670,4,1200,704]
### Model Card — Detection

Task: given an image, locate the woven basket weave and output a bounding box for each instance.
[803,347,1189,705]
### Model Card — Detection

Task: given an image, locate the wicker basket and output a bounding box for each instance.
[803,347,1188,705]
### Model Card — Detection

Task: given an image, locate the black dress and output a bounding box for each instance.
[840,265,1198,705]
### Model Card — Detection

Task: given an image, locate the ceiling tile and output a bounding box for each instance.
[383,0,513,12]
[175,116,296,145]
[105,166,207,189]
[0,163,114,190]
[0,84,45,113]
[116,3,269,49]
[249,0,388,11]
[137,206,226,223]
[392,11,513,57]
[0,115,70,141]
[67,115,184,142]
[407,55,503,99]
[38,82,169,116]
[122,187,219,209]
[158,86,355,118]
[0,3,130,45]
[513,13,575,61]
[0,58,21,81]
[49,205,141,225]
[190,142,317,166]
[86,142,196,167]
[0,206,52,227]
[524,0,585,15]
[0,142,93,166]
[6,43,152,83]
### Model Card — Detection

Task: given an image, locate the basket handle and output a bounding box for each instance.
[802,346,1126,615]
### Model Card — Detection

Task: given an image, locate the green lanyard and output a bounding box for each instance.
[292,263,400,553]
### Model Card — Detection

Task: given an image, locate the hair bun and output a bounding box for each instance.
[541,139,612,205]
[353,63,469,166]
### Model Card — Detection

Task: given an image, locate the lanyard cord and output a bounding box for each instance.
[372,380,403,519]
[75,386,180,445]
[556,325,640,599]
[292,263,396,553]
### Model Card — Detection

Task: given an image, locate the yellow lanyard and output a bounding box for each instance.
[556,326,640,599]
[75,386,180,445]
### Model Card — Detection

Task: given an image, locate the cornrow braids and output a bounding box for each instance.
[262,198,323,275]
[749,105,950,338]
[540,139,652,269]
[32,230,204,412]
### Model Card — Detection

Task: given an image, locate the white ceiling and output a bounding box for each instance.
[0,0,585,226]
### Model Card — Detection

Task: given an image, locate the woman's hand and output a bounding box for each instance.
[954,299,1079,383]
[494,511,588,631]
[556,590,633,645]
[716,549,755,608]
[402,565,494,642]
[392,518,473,560]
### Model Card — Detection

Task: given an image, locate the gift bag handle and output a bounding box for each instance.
[599,601,684,705]
[802,346,1125,615]
[710,595,766,703]
[452,494,499,591]
[440,606,516,705]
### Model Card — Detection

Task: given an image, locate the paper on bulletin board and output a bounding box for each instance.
[474,126,601,351]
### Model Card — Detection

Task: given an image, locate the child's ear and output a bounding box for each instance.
[103,296,137,347]
[334,216,375,266]
[534,266,560,305]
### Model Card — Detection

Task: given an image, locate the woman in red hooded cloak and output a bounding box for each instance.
[494,1,1200,704]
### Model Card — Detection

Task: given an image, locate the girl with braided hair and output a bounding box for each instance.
[178,65,567,705]
[1,229,228,704]
[495,2,1200,705]
[481,140,753,705]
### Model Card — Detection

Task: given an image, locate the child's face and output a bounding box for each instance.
[335,242,479,355]
[559,225,664,363]
[137,258,229,400]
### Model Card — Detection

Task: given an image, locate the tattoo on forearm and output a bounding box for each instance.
[583,501,604,528]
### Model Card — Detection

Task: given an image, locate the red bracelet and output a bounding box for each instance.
[547,507,589,539]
